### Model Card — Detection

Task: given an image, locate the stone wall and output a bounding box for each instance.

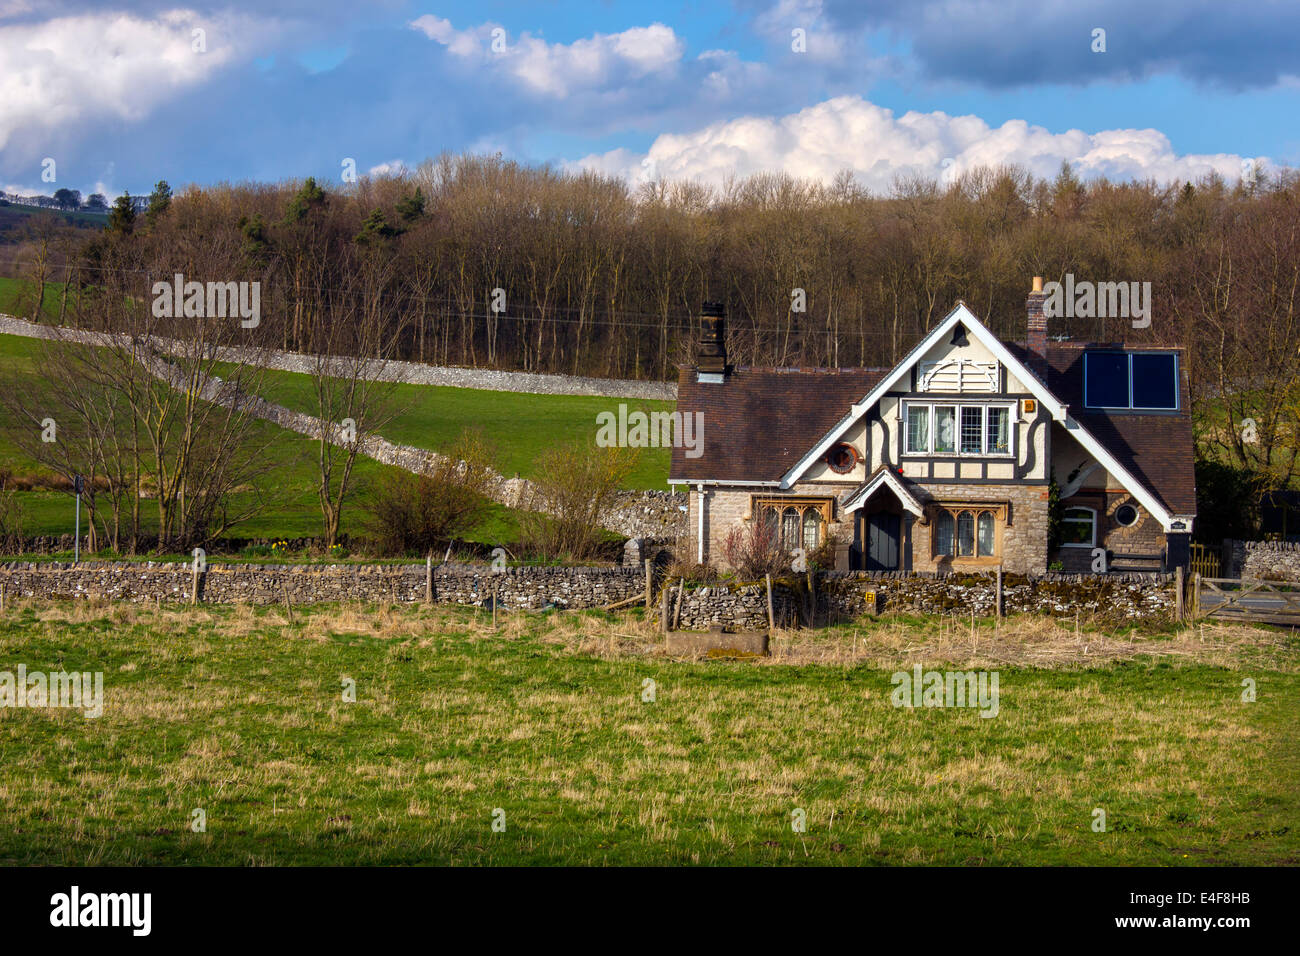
[0,314,676,400]
[0,560,1178,625]
[0,561,645,609]
[1223,539,1300,582]
[668,569,1177,630]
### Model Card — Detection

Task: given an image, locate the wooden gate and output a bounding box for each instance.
[1189,543,1221,579]
[1194,576,1300,626]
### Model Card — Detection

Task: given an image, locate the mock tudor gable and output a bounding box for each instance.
[668,282,1197,574]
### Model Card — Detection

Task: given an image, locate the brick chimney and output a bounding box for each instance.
[696,300,728,383]
[1025,275,1047,382]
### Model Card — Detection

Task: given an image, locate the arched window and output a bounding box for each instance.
[1062,507,1097,547]
[782,507,800,551]
[977,511,996,557]
[932,506,1002,560]
[755,498,832,553]
[957,511,976,556]
[935,511,954,556]
[802,509,821,550]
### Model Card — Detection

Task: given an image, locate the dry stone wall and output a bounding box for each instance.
[0,561,645,609]
[670,570,1177,630]
[1223,540,1300,582]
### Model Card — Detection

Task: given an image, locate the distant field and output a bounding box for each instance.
[0,333,524,549]
[213,362,676,490]
[0,602,1295,865]
[0,276,72,323]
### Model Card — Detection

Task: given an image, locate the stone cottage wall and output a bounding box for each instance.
[912,482,1050,575]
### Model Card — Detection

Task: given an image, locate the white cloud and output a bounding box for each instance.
[0,9,274,155]
[572,95,1252,190]
[410,16,684,98]
[367,159,408,177]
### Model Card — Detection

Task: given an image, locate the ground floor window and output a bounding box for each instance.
[754,497,833,552]
[931,504,1005,559]
[1061,506,1096,547]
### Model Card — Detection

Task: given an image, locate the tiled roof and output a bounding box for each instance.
[669,366,887,483]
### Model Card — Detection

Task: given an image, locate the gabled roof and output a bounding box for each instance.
[668,366,887,483]
[842,467,925,517]
[779,303,1068,488]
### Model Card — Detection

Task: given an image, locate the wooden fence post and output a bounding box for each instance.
[672,578,684,631]
[426,553,433,605]
[1175,565,1184,621]
[644,559,652,611]
[190,563,199,606]
[660,582,669,634]
[1192,572,1200,618]
[765,573,775,631]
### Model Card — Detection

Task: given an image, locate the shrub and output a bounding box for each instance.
[518,442,637,562]
[719,517,788,579]
[369,429,496,556]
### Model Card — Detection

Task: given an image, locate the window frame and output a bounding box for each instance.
[1083,352,1179,411]
[929,502,1006,562]
[1061,506,1097,548]
[902,401,1017,458]
[752,497,834,552]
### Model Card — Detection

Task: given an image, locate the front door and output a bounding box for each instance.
[865,511,901,571]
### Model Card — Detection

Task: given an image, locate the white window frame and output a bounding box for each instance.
[1061,506,1097,548]
[901,401,1016,458]
[1083,352,1180,411]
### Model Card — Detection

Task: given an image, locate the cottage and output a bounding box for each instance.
[668,279,1196,574]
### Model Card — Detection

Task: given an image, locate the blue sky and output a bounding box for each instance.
[2,0,1297,198]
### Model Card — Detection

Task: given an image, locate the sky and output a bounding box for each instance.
[2,0,1297,198]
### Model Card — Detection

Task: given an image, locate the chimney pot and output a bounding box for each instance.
[697,301,728,382]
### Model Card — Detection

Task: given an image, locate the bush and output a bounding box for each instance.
[518,442,637,562]
[369,429,496,556]
[719,517,788,579]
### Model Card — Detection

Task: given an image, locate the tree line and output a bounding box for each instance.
[6,153,1300,543]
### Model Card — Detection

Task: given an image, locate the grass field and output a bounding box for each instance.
[0,276,79,323]
[0,325,669,549]
[0,333,524,548]
[212,361,675,490]
[1,601,1295,865]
